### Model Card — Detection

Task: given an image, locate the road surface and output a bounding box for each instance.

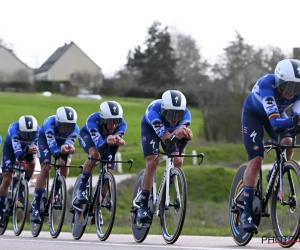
[0,231,286,250]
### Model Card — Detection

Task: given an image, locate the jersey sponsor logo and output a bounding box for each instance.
[107,101,119,115]
[170,91,181,107]
[265,96,275,105]
[24,116,33,129]
[64,107,74,121]
[250,130,257,143]
[46,131,54,138]
[290,59,300,79]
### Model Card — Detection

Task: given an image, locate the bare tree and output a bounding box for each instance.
[172,33,210,91]
[70,70,103,93]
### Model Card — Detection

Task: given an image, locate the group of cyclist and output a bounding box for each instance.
[0,89,193,229]
[1,58,300,235]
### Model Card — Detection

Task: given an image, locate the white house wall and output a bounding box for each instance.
[0,47,34,83]
[49,43,102,81]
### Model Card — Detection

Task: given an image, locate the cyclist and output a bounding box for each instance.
[31,106,79,224]
[76,101,126,205]
[241,59,300,233]
[0,115,40,227]
[136,90,193,224]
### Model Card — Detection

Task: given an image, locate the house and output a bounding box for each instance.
[0,46,34,83]
[34,42,103,90]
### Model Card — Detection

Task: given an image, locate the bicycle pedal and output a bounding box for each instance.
[231,208,239,213]
[91,217,95,225]
[262,212,270,217]
[136,222,150,228]
[69,208,75,214]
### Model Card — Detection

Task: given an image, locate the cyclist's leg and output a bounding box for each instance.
[242,107,265,232]
[100,145,118,201]
[161,143,184,167]
[52,154,72,207]
[0,142,15,226]
[23,154,36,182]
[31,133,50,223]
[137,121,160,224]
[76,130,99,203]
[264,111,293,182]
[57,138,73,179]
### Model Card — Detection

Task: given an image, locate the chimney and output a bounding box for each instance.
[293,48,300,59]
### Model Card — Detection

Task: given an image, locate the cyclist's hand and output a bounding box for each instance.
[61,144,70,154]
[107,135,117,145]
[115,135,125,146]
[293,113,300,126]
[27,146,37,154]
[68,145,75,154]
[174,127,193,140]
[185,128,193,139]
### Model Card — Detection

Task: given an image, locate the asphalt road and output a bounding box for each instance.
[0,231,286,250]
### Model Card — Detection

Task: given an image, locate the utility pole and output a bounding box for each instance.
[293,48,300,59]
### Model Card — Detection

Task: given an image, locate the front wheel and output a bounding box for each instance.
[13,179,29,236]
[229,163,254,246]
[71,175,89,240]
[160,166,187,244]
[131,169,151,243]
[271,160,300,248]
[31,191,46,237]
[49,175,67,238]
[0,186,13,235]
[95,172,117,241]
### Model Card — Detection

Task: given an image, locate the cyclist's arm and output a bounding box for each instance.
[291,99,300,118]
[44,128,60,155]
[64,125,79,146]
[146,109,171,144]
[11,135,29,160]
[261,88,293,129]
[178,109,191,128]
[86,116,106,149]
[113,119,127,137]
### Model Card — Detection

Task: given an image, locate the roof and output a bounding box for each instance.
[34,41,101,74]
[0,45,33,70]
[34,42,72,74]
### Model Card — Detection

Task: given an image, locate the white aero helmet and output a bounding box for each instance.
[99,101,123,125]
[274,59,300,95]
[161,90,186,122]
[19,115,38,140]
[55,106,77,134]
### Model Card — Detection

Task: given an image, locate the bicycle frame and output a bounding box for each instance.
[72,157,133,214]
[233,126,300,213]
[7,162,25,214]
[132,139,204,216]
[42,163,62,216]
[132,155,174,216]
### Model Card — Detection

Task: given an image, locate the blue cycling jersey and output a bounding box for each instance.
[142,99,191,138]
[4,122,40,159]
[244,74,300,129]
[40,115,79,155]
[81,112,127,149]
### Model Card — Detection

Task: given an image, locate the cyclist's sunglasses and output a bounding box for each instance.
[162,109,184,123]
[279,81,300,95]
[102,118,122,125]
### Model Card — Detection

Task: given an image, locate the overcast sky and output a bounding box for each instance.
[0,0,299,77]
